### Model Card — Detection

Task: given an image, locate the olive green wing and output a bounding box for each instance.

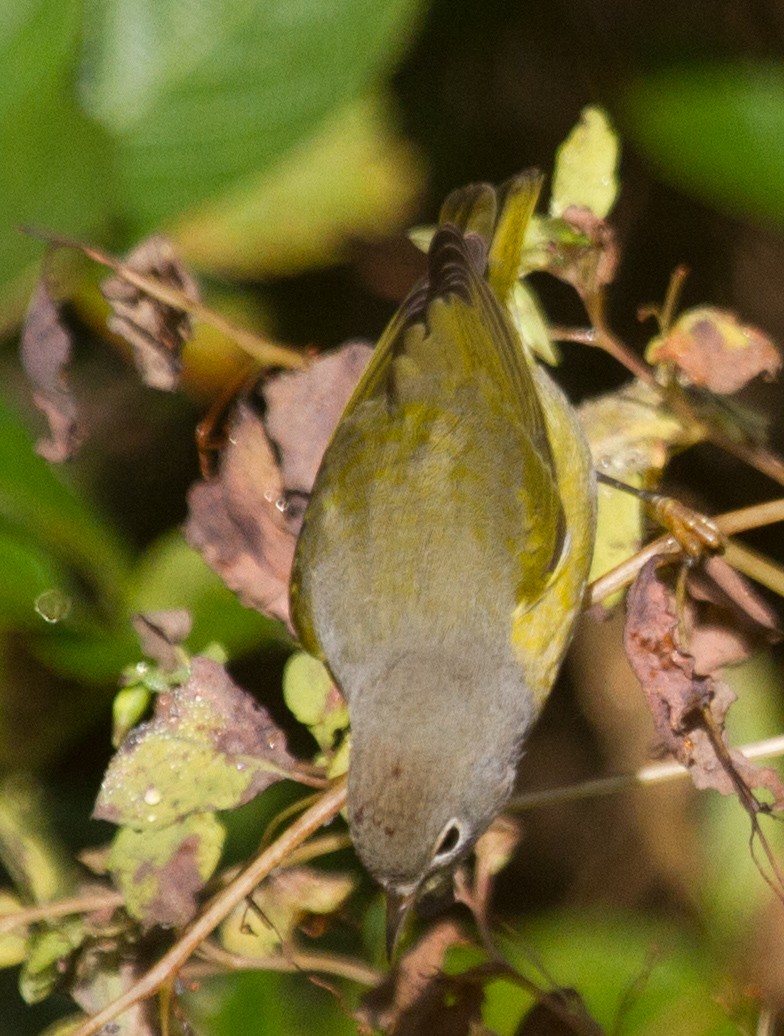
[341,173,549,450]
[291,179,566,650]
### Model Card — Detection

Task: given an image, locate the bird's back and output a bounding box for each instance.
[291,226,581,696]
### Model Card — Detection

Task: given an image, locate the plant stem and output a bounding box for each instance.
[191,940,381,987]
[510,734,784,812]
[0,890,124,933]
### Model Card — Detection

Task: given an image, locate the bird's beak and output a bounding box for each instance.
[385,886,417,959]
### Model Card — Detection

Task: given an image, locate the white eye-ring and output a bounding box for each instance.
[433,819,464,862]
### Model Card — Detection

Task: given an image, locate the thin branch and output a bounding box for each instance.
[282,832,353,867]
[723,541,784,599]
[552,320,784,488]
[71,777,348,1036]
[588,532,680,607]
[509,734,784,812]
[0,890,124,933]
[588,495,784,607]
[20,227,309,371]
[715,498,784,536]
[191,939,381,987]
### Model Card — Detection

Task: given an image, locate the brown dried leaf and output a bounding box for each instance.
[358,919,474,1035]
[263,340,372,491]
[474,815,523,881]
[20,280,84,461]
[187,342,370,627]
[101,235,199,391]
[686,556,780,674]
[646,307,782,394]
[624,560,784,806]
[132,609,192,671]
[186,402,299,626]
[94,656,299,828]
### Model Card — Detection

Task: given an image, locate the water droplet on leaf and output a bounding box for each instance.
[34,589,72,624]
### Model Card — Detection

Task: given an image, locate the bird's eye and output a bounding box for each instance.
[434,821,463,861]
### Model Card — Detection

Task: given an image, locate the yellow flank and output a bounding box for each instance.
[511,366,596,707]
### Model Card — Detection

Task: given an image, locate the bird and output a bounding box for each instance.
[290,171,596,954]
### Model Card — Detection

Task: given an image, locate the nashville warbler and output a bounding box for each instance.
[291,171,596,951]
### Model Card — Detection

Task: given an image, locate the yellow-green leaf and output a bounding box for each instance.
[508,280,560,366]
[578,381,697,604]
[550,106,620,220]
[110,813,224,928]
[283,651,349,755]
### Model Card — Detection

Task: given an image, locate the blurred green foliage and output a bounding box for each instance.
[0,0,425,326]
[623,62,784,226]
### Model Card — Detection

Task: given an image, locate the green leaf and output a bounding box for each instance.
[550,106,620,220]
[0,892,27,968]
[446,913,754,1036]
[19,917,84,1004]
[508,281,560,366]
[283,651,349,755]
[176,95,424,277]
[184,971,358,1036]
[28,625,140,685]
[511,913,753,1036]
[95,657,298,829]
[0,526,70,630]
[37,1016,85,1036]
[81,0,425,232]
[220,867,355,957]
[622,62,784,225]
[0,397,130,607]
[109,813,224,928]
[578,381,696,604]
[0,0,113,296]
[111,684,153,746]
[0,775,75,904]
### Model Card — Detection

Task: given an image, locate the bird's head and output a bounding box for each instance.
[344,648,532,953]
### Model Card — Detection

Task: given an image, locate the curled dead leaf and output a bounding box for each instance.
[20,280,84,461]
[264,340,372,492]
[686,556,780,674]
[132,609,192,671]
[624,560,784,807]
[646,307,781,394]
[186,402,300,627]
[358,919,473,1035]
[542,205,619,301]
[101,235,200,391]
[186,342,371,628]
[220,866,355,957]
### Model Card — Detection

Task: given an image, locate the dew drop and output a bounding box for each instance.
[143,786,162,806]
[34,589,72,624]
